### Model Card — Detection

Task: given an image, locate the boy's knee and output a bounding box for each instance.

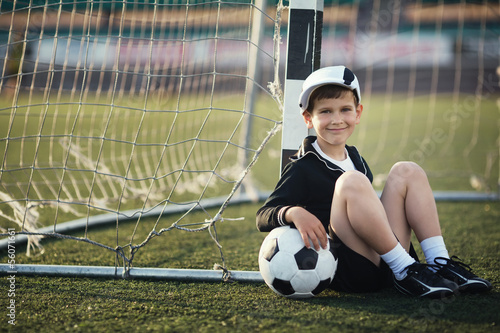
[336,170,372,194]
[390,161,426,180]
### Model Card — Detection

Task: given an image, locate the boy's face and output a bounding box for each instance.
[302,92,363,152]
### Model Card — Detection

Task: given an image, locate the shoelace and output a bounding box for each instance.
[405,262,442,282]
[434,256,475,277]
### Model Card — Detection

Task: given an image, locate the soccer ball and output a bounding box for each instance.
[258,225,338,298]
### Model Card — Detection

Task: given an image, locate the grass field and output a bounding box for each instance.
[0,201,499,332]
[1,91,499,332]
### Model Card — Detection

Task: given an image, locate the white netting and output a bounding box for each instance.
[0,0,498,274]
[0,0,284,267]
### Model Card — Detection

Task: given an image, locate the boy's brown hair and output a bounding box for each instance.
[307,84,359,112]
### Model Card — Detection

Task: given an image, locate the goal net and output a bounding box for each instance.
[0,0,283,279]
[0,0,499,280]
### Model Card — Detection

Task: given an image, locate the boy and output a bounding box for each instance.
[256,66,492,298]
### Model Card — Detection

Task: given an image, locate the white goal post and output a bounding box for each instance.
[1,0,499,281]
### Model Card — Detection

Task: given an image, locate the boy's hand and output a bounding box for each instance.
[285,206,328,251]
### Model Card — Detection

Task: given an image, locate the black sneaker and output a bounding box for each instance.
[394,262,459,298]
[434,256,492,293]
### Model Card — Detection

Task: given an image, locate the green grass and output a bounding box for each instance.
[351,93,499,192]
[0,91,499,332]
[1,201,499,332]
[0,92,283,226]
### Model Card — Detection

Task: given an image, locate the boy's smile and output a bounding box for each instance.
[303,93,363,160]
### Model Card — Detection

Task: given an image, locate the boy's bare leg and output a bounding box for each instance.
[380,162,442,251]
[330,171,399,266]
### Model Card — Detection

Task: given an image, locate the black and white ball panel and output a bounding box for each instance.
[259,225,338,298]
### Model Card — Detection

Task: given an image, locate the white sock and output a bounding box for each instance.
[421,235,449,267]
[380,243,416,281]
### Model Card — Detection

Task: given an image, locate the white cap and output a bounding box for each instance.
[298,66,361,113]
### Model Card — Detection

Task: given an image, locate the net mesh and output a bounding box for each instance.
[0,0,498,273]
[0,0,284,265]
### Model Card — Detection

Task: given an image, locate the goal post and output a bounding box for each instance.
[0,0,284,281]
[280,0,500,200]
[1,0,499,282]
[281,0,323,172]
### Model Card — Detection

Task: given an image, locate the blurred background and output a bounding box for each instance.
[1,1,498,94]
[0,0,498,233]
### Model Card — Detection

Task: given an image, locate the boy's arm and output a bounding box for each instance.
[256,162,307,232]
[256,203,328,251]
[284,206,328,250]
[256,204,293,231]
[256,162,328,250]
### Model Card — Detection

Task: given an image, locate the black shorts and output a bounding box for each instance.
[328,226,419,293]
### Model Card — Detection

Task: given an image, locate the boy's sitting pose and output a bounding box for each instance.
[256,66,492,298]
